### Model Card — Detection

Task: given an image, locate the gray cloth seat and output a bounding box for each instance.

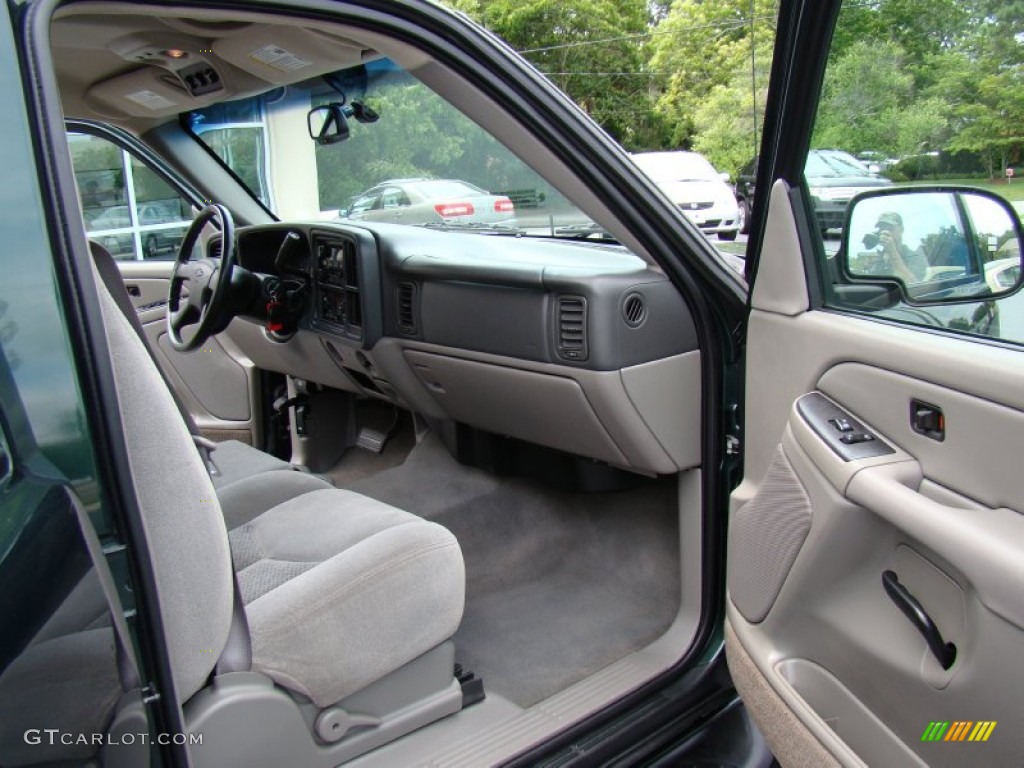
[210,439,296,490]
[89,239,305,494]
[91,259,466,717]
[230,488,464,705]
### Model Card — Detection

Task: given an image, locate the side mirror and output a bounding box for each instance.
[307,103,350,145]
[842,187,1024,303]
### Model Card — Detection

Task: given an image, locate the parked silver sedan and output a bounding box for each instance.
[342,178,518,229]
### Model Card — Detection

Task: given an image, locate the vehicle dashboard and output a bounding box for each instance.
[222,222,703,476]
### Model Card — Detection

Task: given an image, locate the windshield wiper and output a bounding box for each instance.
[552,222,619,242]
[417,221,524,235]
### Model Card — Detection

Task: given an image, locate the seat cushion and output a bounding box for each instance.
[210,440,295,490]
[229,489,465,707]
[217,469,335,530]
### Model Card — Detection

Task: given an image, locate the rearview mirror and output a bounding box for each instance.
[842,187,1024,303]
[307,103,350,145]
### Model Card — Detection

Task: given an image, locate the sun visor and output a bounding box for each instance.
[212,26,366,85]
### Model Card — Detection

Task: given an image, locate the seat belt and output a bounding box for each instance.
[69,489,141,692]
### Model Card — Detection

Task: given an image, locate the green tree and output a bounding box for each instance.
[691,41,772,177]
[649,0,777,148]
[828,0,973,69]
[941,1,1024,176]
[812,40,950,158]
[449,0,657,146]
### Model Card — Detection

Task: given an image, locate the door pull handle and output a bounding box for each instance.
[126,284,141,297]
[882,570,957,670]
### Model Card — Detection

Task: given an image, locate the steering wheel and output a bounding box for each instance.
[167,204,236,352]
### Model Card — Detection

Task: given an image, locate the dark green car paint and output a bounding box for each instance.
[0,28,96,490]
[0,0,126,693]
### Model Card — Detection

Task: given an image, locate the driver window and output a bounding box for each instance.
[68,132,193,260]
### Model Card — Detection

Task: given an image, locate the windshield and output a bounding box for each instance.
[805,150,872,179]
[188,58,595,237]
[632,152,720,183]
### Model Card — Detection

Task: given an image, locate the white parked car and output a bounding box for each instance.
[631,151,741,240]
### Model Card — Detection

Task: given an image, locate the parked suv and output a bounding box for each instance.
[735,149,891,235]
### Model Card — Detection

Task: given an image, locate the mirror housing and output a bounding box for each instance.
[307,103,350,145]
[841,187,1024,304]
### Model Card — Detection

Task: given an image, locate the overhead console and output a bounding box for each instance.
[55,11,372,121]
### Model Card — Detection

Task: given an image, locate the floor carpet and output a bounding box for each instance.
[345,435,681,707]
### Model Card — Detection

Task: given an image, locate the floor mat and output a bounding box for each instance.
[323,410,416,487]
[347,435,681,708]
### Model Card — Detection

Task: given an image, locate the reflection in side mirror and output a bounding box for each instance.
[307,104,350,145]
[841,187,1024,303]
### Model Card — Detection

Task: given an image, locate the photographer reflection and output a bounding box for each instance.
[860,211,929,283]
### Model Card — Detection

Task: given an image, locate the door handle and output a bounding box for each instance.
[882,570,957,670]
[847,464,1024,629]
[125,284,141,297]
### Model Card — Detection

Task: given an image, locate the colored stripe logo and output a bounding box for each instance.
[921,721,996,742]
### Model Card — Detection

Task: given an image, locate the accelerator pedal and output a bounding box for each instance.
[356,405,400,453]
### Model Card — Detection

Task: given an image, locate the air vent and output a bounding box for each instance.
[556,295,588,361]
[207,238,222,260]
[397,282,417,335]
[623,293,647,327]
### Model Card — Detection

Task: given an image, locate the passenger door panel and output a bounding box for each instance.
[729,184,1024,766]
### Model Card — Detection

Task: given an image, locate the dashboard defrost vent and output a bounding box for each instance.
[556,295,588,361]
[623,292,647,327]
[397,282,417,335]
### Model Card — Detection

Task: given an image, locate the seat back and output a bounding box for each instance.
[93,261,234,703]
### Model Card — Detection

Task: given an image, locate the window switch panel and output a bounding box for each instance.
[796,392,896,462]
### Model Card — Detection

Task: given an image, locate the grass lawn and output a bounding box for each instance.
[897,177,1024,203]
